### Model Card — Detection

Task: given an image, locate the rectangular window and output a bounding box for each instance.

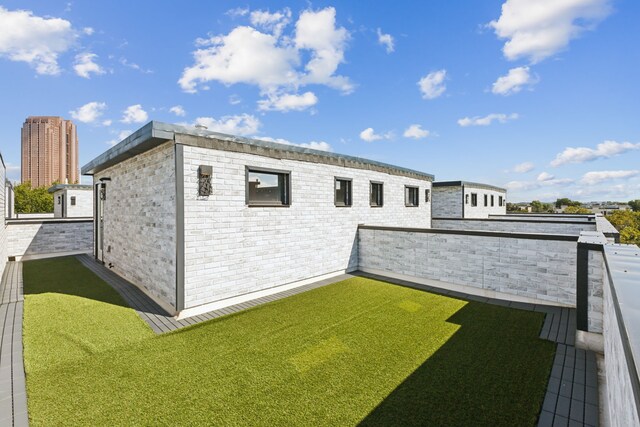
[370,181,384,207]
[335,178,352,207]
[246,167,290,206]
[491,195,494,207]
[484,194,488,207]
[71,196,76,206]
[405,186,419,207]
[425,189,430,202]
[499,196,503,206]
[471,193,478,207]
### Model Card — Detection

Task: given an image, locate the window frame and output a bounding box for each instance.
[499,195,503,206]
[70,196,76,206]
[245,166,291,207]
[491,195,494,207]
[471,193,478,207]
[405,185,420,207]
[334,177,353,207]
[484,194,488,207]
[370,181,384,207]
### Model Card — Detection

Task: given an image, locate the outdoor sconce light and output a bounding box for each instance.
[198,165,213,197]
[99,177,110,201]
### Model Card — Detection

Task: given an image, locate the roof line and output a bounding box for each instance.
[433,180,507,192]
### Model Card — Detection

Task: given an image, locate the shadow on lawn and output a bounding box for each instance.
[23,256,133,309]
[358,301,555,427]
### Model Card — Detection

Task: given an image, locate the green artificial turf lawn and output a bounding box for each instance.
[23,257,555,426]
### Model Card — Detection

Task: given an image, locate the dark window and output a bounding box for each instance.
[484,194,488,207]
[499,196,503,206]
[465,194,469,204]
[491,195,494,207]
[471,193,478,207]
[425,189,430,202]
[70,196,76,206]
[335,178,352,207]
[370,182,384,207]
[246,168,290,206]
[405,186,419,207]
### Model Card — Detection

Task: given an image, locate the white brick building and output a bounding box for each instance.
[48,184,93,218]
[5,178,14,219]
[82,121,433,317]
[432,181,506,219]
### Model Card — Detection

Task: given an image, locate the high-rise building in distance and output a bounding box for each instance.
[21,116,79,187]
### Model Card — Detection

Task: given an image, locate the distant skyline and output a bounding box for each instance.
[0,0,638,202]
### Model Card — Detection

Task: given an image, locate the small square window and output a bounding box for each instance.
[425,189,430,202]
[491,195,494,207]
[370,182,384,207]
[471,193,478,207]
[335,178,352,207]
[246,168,290,206]
[484,194,488,207]
[70,196,76,206]
[405,186,419,207]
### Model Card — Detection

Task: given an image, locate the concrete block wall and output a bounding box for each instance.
[587,250,604,333]
[463,186,507,218]
[603,268,640,427]
[181,144,432,309]
[359,227,578,306]
[94,142,177,308]
[432,218,596,236]
[432,186,462,218]
[6,219,92,258]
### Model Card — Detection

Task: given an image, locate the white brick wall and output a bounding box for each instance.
[7,220,92,257]
[359,228,577,305]
[0,159,6,279]
[432,218,596,235]
[95,142,177,308]
[53,189,92,218]
[603,271,640,427]
[182,144,432,308]
[463,186,507,218]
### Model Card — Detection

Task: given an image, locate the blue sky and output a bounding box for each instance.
[0,0,638,202]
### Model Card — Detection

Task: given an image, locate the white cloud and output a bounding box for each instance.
[257,91,318,112]
[82,27,94,36]
[106,130,133,147]
[488,0,612,63]
[229,94,242,105]
[537,171,554,182]
[580,170,640,185]
[250,8,291,38]
[179,7,353,100]
[0,6,76,75]
[551,140,640,167]
[360,127,392,142]
[120,58,153,74]
[403,124,430,139]
[226,7,249,18]
[193,114,261,136]
[377,28,394,53]
[102,119,112,126]
[70,101,107,123]
[169,105,186,117]
[121,104,148,124]
[457,113,519,127]
[513,161,534,173]
[492,66,537,95]
[259,136,332,152]
[418,70,447,99]
[73,52,105,78]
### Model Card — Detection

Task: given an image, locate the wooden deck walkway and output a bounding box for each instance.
[0,262,28,427]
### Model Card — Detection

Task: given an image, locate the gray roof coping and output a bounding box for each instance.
[47,184,93,193]
[81,121,435,181]
[432,180,507,193]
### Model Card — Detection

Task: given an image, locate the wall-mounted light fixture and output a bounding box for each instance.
[198,165,213,197]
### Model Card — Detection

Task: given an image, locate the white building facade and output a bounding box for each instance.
[48,184,93,218]
[82,122,433,317]
[432,181,506,219]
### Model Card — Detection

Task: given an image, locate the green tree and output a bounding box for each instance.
[628,199,640,212]
[555,198,572,208]
[14,181,54,213]
[531,200,554,213]
[606,210,640,246]
[563,206,591,214]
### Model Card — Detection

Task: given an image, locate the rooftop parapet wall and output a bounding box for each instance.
[432,218,596,236]
[490,214,596,222]
[6,218,92,260]
[358,226,579,307]
[602,244,640,427]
